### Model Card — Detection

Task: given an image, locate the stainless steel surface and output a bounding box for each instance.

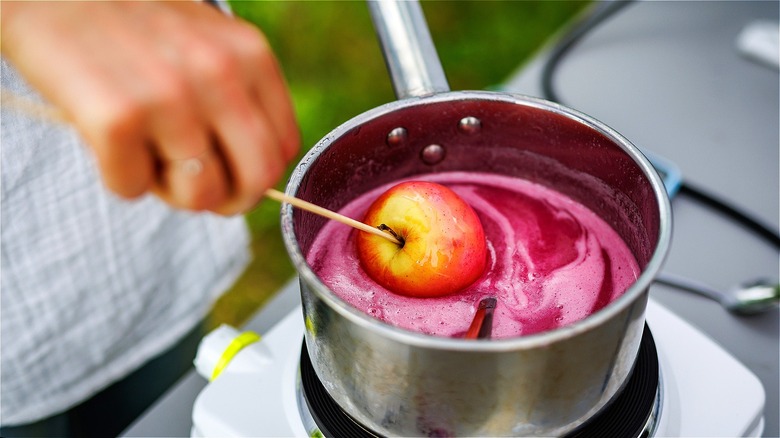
[284,90,672,436]
[643,380,663,438]
[279,2,672,435]
[367,0,449,98]
[280,4,672,431]
[385,127,408,147]
[282,92,670,437]
[419,143,445,165]
[732,282,780,315]
[457,116,482,135]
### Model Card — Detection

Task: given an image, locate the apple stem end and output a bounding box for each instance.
[377,224,405,247]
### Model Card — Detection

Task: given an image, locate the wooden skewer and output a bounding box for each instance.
[265,188,402,245]
[1,90,401,244]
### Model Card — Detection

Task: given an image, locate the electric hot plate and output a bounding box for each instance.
[190,299,765,438]
[300,325,659,438]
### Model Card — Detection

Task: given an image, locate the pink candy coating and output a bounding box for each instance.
[307,172,640,339]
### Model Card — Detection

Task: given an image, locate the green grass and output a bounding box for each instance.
[208,0,590,329]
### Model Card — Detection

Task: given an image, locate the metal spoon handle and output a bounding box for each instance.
[654,272,726,302]
[367,0,450,99]
[655,272,780,315]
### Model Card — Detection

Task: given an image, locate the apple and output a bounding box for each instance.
[356,181,488,298]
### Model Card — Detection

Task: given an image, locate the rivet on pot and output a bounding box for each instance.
[421,144,445,165]
[458,116,481,134]
[386,127,408,147]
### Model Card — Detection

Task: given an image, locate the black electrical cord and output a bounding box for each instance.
[541,0,636,104]
[678,181,780,248]
[539,0,780,251]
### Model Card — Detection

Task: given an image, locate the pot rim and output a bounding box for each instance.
[281,90,672,352]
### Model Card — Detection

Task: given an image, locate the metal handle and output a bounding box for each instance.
[367,0,450,99]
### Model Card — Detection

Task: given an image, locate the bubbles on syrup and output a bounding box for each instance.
[307,171,640,339]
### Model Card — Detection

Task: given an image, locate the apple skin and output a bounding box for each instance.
[356,181,488,298]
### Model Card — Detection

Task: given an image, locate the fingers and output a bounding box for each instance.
[144,80,231,211]
[205,82,286,215]
[3,2,300,215]
[148,33,295,214]
[250,39,301,164]
[219,20,301,162]
[168,4,299,214]
[152,147,230,212]
[88,110,156,199]
[148,4,300,214]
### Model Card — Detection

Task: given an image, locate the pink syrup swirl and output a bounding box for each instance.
[306,171,640,339]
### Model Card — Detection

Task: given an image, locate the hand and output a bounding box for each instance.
[1,1,300,215]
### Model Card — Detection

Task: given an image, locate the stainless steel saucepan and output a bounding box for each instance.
[280,1,671,435]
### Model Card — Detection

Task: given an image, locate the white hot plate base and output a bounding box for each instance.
[191,298,765,437]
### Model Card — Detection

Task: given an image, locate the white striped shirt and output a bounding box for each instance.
[0,58,250,426]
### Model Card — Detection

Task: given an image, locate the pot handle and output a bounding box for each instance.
[367,0,451,99]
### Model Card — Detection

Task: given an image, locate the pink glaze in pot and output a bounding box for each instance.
[279,2,671,436]
[308,171,641,339]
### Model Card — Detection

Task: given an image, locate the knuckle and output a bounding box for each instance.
[148,73,190,111]
[235,24,271,60]
[81,95,145,146]
[101,168,151,200]
[210,199,243,216]
[77,73,193,149]
[182,185,223,212]
[236,174,264,202]
[233,172,265,208]
[191,44,241,84]
[115,183,149,200]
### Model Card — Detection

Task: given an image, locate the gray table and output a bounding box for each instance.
[506,2,778,436]
[122,1,779,436]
